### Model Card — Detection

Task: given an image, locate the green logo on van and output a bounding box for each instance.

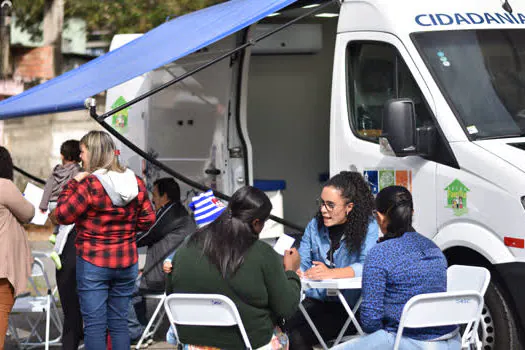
[445,179,470,216]
[111,96,130,134]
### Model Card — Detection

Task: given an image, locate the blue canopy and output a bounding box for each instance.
[0,0,297,119]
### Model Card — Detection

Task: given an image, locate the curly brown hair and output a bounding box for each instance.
[316,171,375,254]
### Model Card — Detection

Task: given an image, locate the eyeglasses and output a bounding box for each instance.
[316,198,348,212]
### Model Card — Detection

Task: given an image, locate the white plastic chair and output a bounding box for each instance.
[447,265,490,295]
[164,293,252,349]
[134,293,167,349]
[447,264,490,349]
[8,257,63,350]
[394,291,484,350]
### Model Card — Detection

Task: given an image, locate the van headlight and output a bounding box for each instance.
[522,196,525,209]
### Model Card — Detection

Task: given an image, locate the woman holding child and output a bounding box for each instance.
[56,130,156,350]
[284,171,379,350]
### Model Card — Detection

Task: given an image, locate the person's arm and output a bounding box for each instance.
[298,219,315,273]
[55,178,90,225]
[136,178,156,232]
[38,173,54,211]
[359,248,387,334]
[264,248,301,319]
[1,180,35,223]
[304,220,379,280]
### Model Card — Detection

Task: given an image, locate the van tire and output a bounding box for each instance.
[481,280,522,350]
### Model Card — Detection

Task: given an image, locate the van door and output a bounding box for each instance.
[331,32,438,235]
[142,33,245,198]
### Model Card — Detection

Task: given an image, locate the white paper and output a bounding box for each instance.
[273,234,295,255]
[23,183,48,225]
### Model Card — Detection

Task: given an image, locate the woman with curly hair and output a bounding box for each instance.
[284,171,379,350]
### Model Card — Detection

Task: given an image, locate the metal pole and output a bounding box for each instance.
[90,104,303,232]
[95,0,337,122]
[13,165,46,185]
[88,0,339,231]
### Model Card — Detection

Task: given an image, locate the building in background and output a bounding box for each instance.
[1,16,105,188]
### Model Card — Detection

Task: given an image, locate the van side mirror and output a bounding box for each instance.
[380,99,417,156]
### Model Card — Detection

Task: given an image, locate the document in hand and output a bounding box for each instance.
[23,182,48,225]
[273,233,296,255]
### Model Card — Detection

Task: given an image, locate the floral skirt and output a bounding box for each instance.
[180,327,289,350]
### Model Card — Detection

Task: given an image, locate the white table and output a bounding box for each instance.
[300,277,363,350]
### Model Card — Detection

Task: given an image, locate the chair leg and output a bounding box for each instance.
[45,295,51,350]
[149,309,165,338]
[136,297,166,349]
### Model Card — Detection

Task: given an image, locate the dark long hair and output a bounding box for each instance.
[316,171,375,254]
[0,146,14,180]
[375,186,414,242]
[189,186,272,278]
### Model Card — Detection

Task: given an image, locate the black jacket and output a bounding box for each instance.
[137,201,196,292]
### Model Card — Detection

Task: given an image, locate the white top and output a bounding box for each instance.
[301,277,362,290]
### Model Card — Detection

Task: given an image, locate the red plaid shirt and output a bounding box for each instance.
[56,174,156,268]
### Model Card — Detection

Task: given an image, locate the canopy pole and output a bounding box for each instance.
[14,165,46,185]
[89,101,302,231]
[93,0,337,122]
[88,0,339,231]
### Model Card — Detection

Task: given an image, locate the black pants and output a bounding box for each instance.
[55,229,84,349]
[283,297,356,350]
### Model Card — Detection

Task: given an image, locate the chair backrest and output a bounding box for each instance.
[28,258,53,297]
[164,293,252,349]
[447,265,490,295]
[394,291,484,350]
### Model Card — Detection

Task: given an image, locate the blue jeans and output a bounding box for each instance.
[76,257,138,350]
[331,329,461,350]
[128,276,146,340]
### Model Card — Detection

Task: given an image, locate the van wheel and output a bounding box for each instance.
[479,280,521,350]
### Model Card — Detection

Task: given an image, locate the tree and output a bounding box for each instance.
[43,0,64,76]
[13,0,226,40]
[0,0,12,78]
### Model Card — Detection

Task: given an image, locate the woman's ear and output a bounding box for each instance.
[345,202,355,216]
[251,218,265,234]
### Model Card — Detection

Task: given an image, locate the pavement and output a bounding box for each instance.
[4,237,174,349]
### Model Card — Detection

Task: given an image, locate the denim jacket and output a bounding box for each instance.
[298,217,379,305]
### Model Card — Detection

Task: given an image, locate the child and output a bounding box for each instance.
[163,189,226,345]
[39,140,82,270]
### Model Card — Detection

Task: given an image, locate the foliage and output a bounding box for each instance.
[13,0,227,39]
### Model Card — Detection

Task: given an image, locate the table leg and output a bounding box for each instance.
[336,291,364,335]
[333,296,363,346]
[298,302,329,350]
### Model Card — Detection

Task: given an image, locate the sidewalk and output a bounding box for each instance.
[4,229,174,349]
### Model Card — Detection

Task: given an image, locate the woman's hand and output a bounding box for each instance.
[48,209,58,225]
[163,261,173,274]
[283,248,300,272]
[296,269,304,278]
[74,172,90,182]
[304,261,334,280]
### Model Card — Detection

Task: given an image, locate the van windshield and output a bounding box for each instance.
[413,30,525,140]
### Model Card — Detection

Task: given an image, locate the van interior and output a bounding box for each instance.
[247,3,339,227]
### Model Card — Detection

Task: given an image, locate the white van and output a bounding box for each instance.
[107,0,525,347]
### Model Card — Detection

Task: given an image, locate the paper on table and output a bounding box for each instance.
[273,234,295,255]
[23,182,48,225]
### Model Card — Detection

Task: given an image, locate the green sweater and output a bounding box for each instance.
[166,240,301,349]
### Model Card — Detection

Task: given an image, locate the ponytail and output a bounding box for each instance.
[375,186,414,242]
[188,186,272,278]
